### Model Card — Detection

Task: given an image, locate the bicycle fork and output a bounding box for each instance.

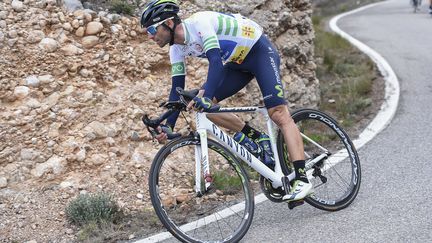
[194,129,213,197]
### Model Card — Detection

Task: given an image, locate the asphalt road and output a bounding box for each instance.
[241,0,432,242]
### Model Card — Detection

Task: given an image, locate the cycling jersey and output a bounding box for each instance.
[166,11,287,128]
[169,11,263,77]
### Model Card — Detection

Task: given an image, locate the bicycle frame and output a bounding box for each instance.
[193,106,295,194]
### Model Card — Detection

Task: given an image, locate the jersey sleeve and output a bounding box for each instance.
[169,45,186,77]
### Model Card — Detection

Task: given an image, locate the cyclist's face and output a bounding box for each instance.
[147,20,171,48]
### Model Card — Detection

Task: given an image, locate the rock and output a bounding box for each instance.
[75,27,85,37]
[71,19,80,29]
[76,148,86,162]
[8,30,18,39]
[62,0,83,12]
[130,131,140,141]
[62,23,73,32]
[26,30,45,44]
[107,14,121,24]
[12,0,25,12]
[39,38,59,53]
[48,122,62,137]
[31,155,67,178]
[43,92,60,110]
[85,22,103,35]
[25,76,40,87]
[81,36,99,48]
[84,121,109,139]
[38,74,54,84]
[60,181,73,188]
[0,11,8,20]
[26,98,41,108]
[0,177,7,188]
[88,153,107,165]
[61,44,83,56]
[79,69,92,77]
[14,86,30,99]
[176,194,190,203]
[20,148,38,160]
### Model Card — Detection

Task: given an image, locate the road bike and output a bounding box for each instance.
[143,88,361,243]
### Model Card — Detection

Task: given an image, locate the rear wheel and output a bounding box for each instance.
[149,135,254,242]
[277,109,361,211]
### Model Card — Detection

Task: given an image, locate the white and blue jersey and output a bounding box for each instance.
[169,11,263,77]
[165,11,286,128]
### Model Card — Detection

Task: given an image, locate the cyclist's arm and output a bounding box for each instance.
[166,48,187,129]
[165,75,185,128]
[202,48,224,99]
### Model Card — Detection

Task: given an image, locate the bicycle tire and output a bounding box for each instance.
[149,135,254,243]
[277,109,361,211]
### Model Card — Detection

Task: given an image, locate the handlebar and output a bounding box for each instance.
[142,88,220,139]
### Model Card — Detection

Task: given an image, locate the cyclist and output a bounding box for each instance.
[429,0,432,14]
[140,0,312,202]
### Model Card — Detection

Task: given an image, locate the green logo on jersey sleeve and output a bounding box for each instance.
[171,62,186,76]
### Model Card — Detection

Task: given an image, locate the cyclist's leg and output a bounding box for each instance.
[244,35,312,199]
[244,35,305,162]
[206,68,254,132]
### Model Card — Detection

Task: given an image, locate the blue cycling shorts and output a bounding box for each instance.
[213,34,287,108]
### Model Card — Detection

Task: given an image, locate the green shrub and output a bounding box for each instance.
[65,193,122,226]
[212,170,244,195]
[109,0,135,15]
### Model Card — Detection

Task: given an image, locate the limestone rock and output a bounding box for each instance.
[81,35,99,48]
[61,44,83,56]
[12,0,25,12]
[85,22,103,35]
[14,86,30,99]
[62,0,83,12]
[27,30,45,44]
[0,177,7,188]
[75,27,85,37]
[25,76,40,87]
[39,38,59,53]
[31,155,67,178]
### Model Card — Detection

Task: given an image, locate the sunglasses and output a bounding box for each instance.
[146,17,174,35]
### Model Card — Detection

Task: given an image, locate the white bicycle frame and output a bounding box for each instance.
[193,106,295,194]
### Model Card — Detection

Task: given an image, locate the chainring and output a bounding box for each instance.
[259,175,286,203]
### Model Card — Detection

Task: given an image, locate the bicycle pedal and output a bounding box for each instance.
[287,200,304,210]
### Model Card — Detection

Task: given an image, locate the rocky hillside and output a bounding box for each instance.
[0,0,318,241]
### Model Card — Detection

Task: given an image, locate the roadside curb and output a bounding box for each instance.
[329,1,400,149]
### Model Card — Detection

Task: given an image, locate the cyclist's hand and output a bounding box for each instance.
[192,96,213,112]
[155,126,168,144]
[155,124,181,144]
[187,89,205,111]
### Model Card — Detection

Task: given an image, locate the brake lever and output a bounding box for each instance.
[142,114,160,138]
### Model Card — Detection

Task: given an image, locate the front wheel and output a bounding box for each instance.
[277,109,361,211]
[148,135,254,243]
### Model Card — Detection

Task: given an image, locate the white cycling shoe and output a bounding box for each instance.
[282,180,313,202]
